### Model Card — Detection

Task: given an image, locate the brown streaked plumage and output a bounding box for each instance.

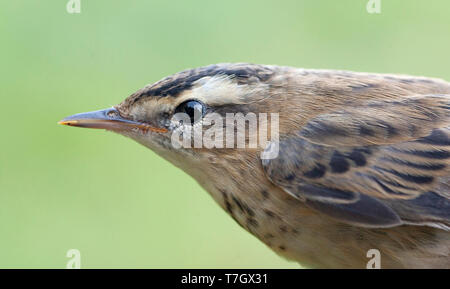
[60,63,450,268]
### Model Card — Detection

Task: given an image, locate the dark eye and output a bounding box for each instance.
[174,100,205,124]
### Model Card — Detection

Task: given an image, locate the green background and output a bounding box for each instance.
[0,0,449,268]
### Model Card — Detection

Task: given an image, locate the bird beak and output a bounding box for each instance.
[58,107,168,133]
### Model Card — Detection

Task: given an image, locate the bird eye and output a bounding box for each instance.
[174,100,205,124]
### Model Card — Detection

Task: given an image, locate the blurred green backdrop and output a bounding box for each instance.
[0,0,449,268]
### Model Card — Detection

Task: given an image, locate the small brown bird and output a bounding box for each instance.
[60,63,450,268]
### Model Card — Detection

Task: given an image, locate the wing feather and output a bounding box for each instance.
[262,95,450,229]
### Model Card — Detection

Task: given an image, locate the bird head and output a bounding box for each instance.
[59,63,287,173]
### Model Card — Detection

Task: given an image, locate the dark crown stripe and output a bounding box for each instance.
[134,64,274,101]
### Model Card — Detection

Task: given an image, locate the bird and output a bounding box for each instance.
[59,63,450,268]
